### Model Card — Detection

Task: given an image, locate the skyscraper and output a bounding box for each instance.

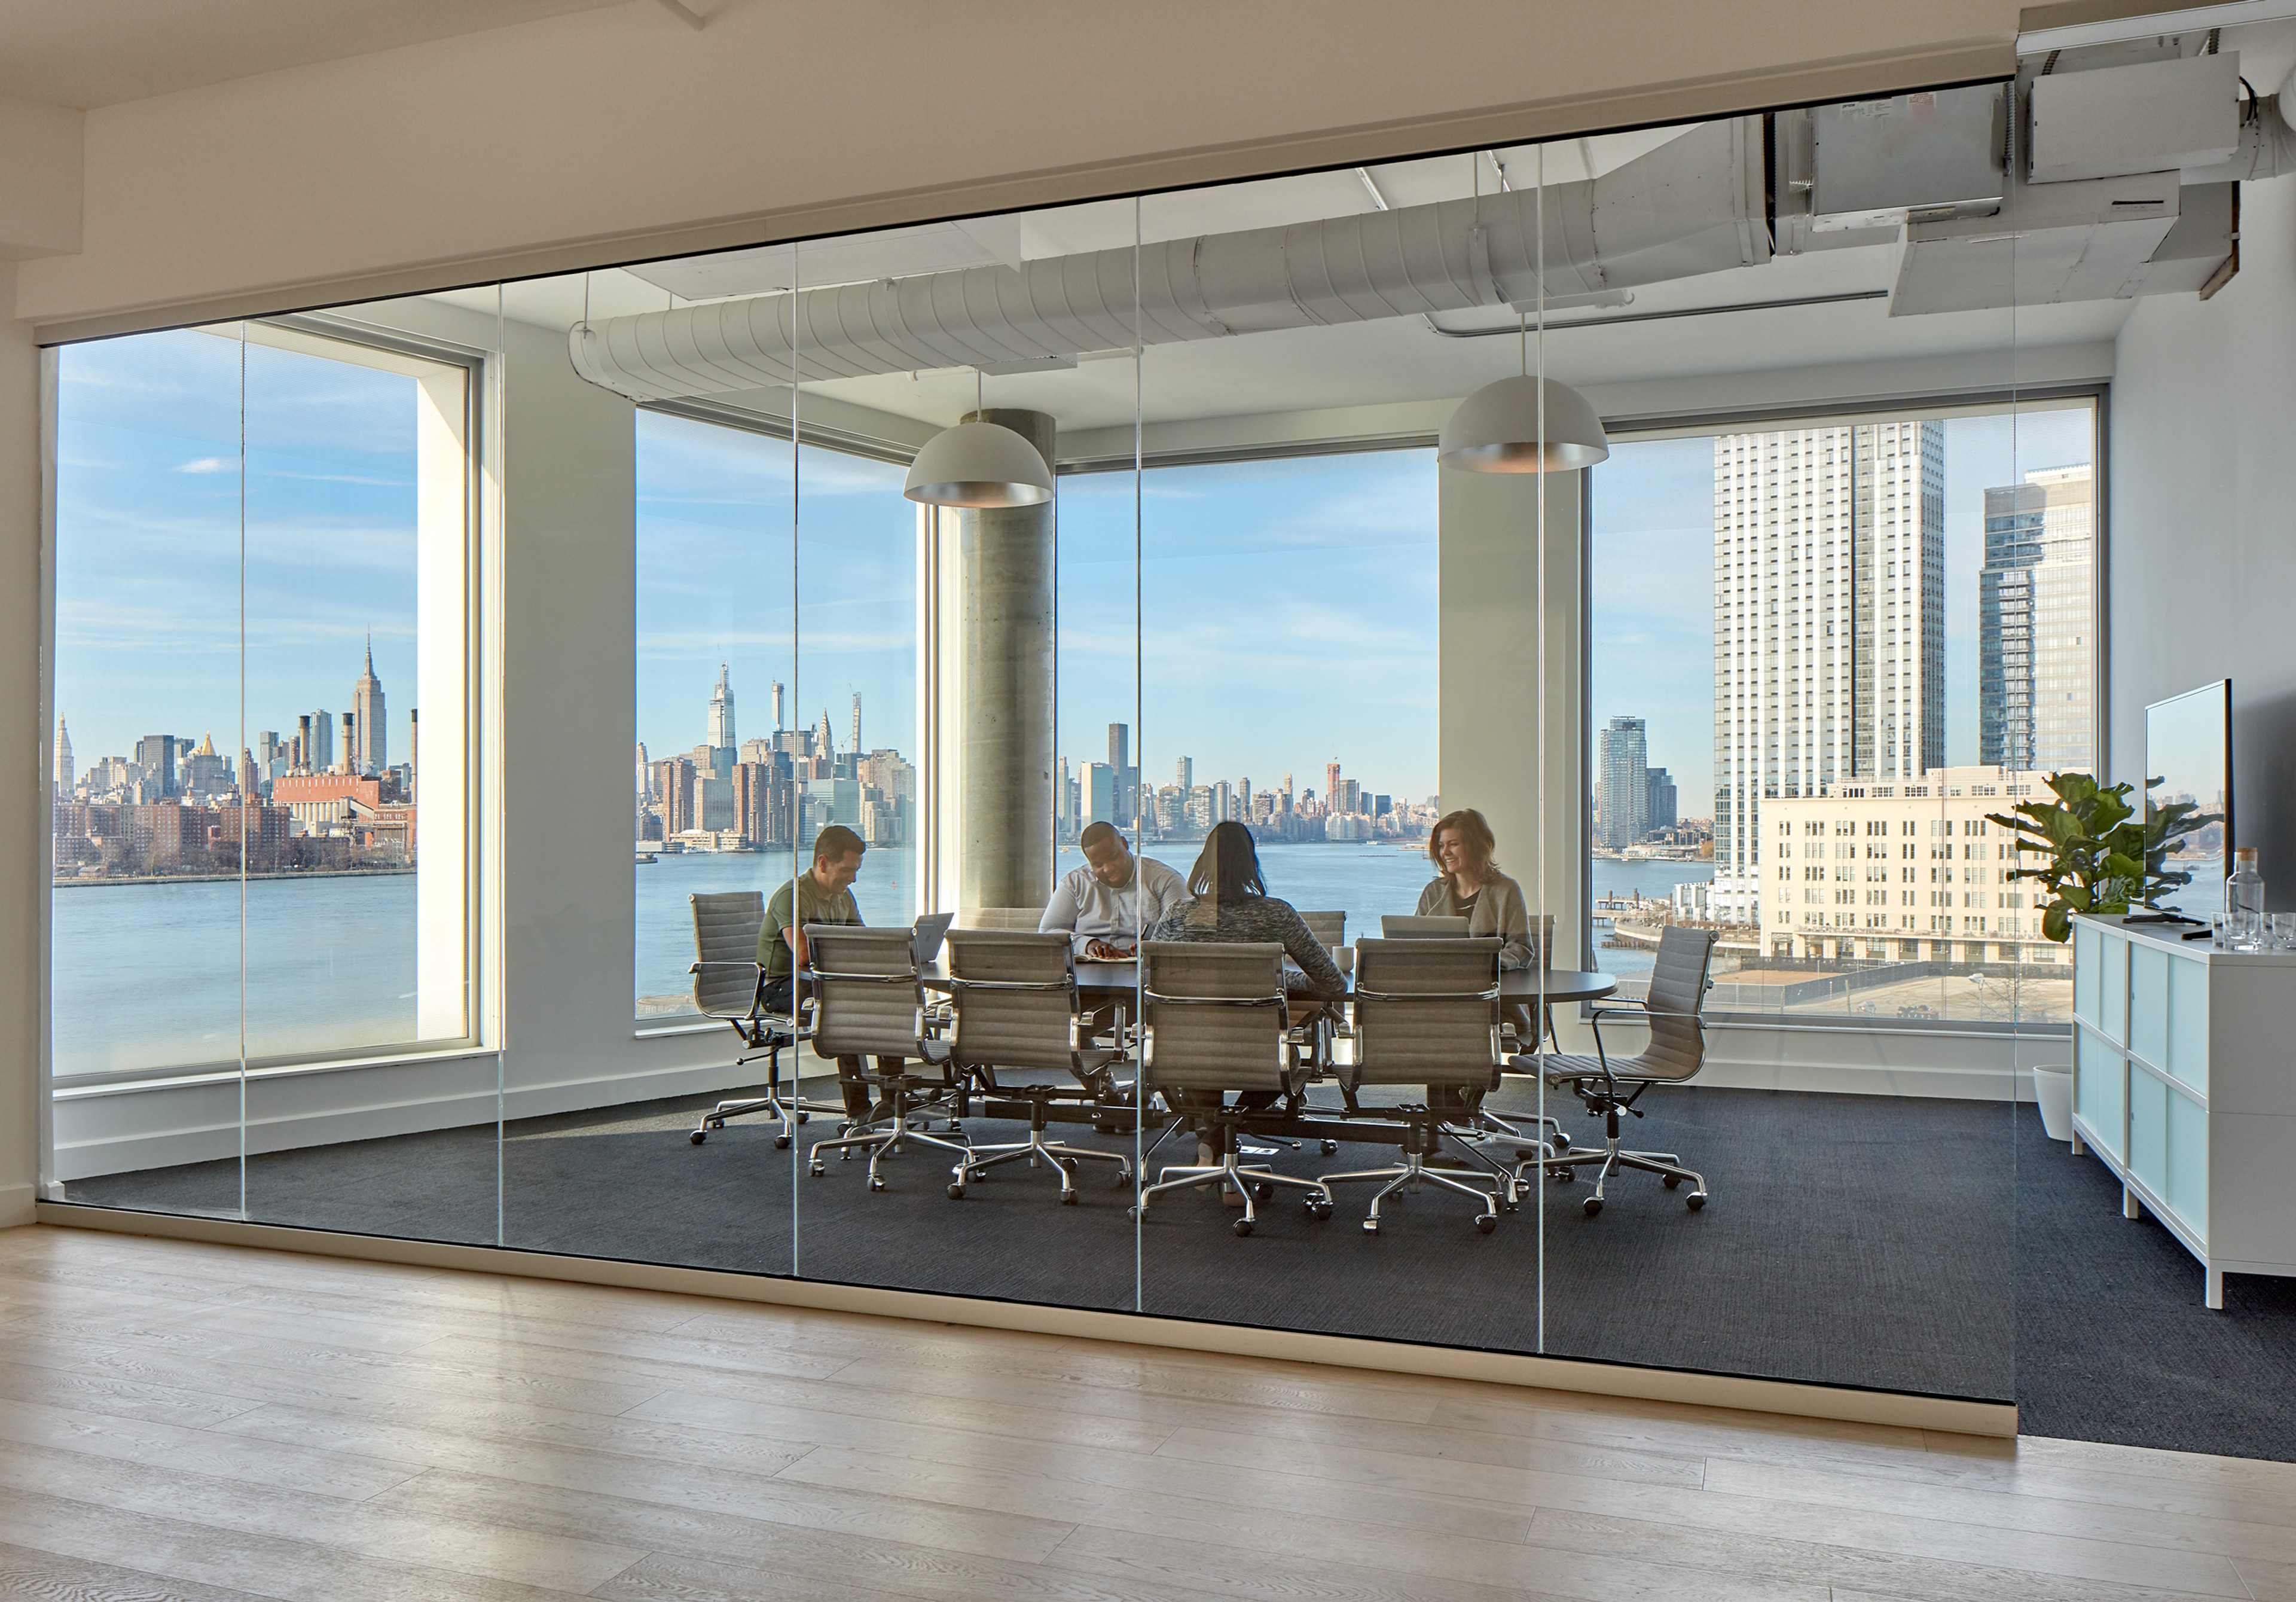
[1981,464,2093,773]
[307,708,334,774]
[1107,723,1128,774]
[134,734,179,798]
[771,679,785,733]
[1711,421,1944,923]
[849,692,862,756]
[707,663,735,752]
[53,719,71,798]
[1645,766,1678,834]
[353,636,387,775]
[1325,761,1343,812]
[1596,715,1648,848]
[1176,756,1193,791]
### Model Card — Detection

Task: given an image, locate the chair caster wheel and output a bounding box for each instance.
[1126,1206,1141,1221]
[1113,1168,1132,1186]
[1308,1201,1333,1221]
[1251,1181,1274,1202]
[1553,1167,1574,1183]
[1231,1217,1254,1237]
[795,1112,808,1125]
[1662,1174,1681,1189]
[1549,1133,1571,1155]
[1320,1140,1338,1155]
[947,1121,963,1133]
[1475,1215,1497,1235]
[1687,1192,1706,1210]
[869,1177,886,1192]
[947,1183,965,1200]
[689,1131,707,1145]
[773,1135,790,1150]
[1363,1219,1380,1234]
[1583,1196,1603,1216]
[808,1164,825,1177]
[1060,1190,1079,1206]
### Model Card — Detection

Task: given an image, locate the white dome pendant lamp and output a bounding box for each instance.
[903,370,1054,509]
[1437,149,1608,474]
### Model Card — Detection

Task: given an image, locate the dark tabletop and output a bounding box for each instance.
[925,959,1616,1005]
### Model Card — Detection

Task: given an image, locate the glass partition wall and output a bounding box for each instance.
[65,59,2241,1434]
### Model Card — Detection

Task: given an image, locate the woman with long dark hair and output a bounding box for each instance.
[1145,820,1347,996]
[1144,821,1348,1192]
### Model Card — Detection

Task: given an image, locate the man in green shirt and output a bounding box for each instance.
[759,825,883,1120]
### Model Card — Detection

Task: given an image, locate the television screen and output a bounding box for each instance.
[2145,679,2232,918]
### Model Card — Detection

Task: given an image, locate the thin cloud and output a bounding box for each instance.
[176,457,233,474]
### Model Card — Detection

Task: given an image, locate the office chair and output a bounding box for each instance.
[802,925,970,1191]
[1466,913,1567,1151]
[1515,925,1715,1215]
[961,907,1046,932]
[684,891,827,1148]
[942,930,1132,1203]
[1321,938,1509,1233]
[1132,941,1336,1237]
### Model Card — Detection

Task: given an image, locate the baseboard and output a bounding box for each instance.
[32,1201,2019,1440]
[0,1183,33,1228]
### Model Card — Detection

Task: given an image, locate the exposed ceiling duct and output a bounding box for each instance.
[569,118,1770,402]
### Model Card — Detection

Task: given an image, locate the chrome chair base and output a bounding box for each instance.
[1324,1151,1503,1233]
[808,1094,972,1192]
[1518,1138,1709,1216]
[949,1128,1129,1203]
[1131,1152,1335,1236]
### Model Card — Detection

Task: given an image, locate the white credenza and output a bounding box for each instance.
[2070,913,2296,1308]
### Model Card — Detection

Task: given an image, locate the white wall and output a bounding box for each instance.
[2112,175,2296,908]
[0,263,39,1222]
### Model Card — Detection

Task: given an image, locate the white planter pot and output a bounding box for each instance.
[2033,1063,2073,1143]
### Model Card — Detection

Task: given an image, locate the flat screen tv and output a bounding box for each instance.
[2145,679,2233,919]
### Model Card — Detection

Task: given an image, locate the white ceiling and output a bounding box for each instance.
[0,0,649,108]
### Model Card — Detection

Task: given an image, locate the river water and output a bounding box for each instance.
[54,847,1717,1072]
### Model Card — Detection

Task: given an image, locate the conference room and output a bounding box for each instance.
[43,29,2296,1461]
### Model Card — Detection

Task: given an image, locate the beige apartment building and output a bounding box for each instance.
[1761,763,2069,968]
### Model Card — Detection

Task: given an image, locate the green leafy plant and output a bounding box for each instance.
[1985,773,2203,943]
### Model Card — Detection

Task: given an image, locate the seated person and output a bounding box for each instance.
[1040,820,1187,958]
[758,824,887,1122]
[1145,822,1348,1187]
[1417,807,1535,969]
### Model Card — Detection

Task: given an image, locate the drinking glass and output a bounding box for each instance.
[2212,911,2233,950]
[2272,912,2296,951]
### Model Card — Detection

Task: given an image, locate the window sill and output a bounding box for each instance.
[51,1043,499,1101]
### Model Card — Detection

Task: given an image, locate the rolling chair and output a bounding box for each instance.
[1515,925,1715,1215]
[1132,941,1336,1237]
[1321,938,1509,1234]
[802,925,970,1191]
[942,930,1132,1203]
[683,891,827,1148]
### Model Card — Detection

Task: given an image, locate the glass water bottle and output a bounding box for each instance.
[2225,847,2265,950]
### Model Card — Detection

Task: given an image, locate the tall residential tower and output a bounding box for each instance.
[1596,715,1648,849]
[1710,420,1945,923]
[1980,464,2094,774]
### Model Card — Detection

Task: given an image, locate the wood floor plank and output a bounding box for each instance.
[0,1537,274,1602]
[0,1396,422,1500]
[1037,1522,1588,1602]
[0,1443,645,1594]
[0,1484,600,1602]
[0,1355,268,1430]
[622,1380,1179,1455]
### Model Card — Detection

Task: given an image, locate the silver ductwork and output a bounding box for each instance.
[570,118,1770,401]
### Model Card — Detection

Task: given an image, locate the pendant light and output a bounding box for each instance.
[1437,149,1608,473]
[903,370,1054,508]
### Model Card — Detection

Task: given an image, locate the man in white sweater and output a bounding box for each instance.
[1040,821,1186,958]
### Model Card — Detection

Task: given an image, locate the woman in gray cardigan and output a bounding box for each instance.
[1415,807,1537,971]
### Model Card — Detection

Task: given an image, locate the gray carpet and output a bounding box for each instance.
[62,1084,2296,1460]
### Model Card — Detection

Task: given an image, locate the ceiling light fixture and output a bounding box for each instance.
[1438,151,1610,474]
[902,371,1054,508]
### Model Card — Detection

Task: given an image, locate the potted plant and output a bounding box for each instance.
[1984,773,2202,1141]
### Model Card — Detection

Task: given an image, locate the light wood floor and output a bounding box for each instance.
[2,1229,2293,1602]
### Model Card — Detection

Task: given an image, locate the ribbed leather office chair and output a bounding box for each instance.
[942,930,1131,1203]
[1296,910,1351,975]
[684,891,820,1148]
[802,925,969,1191]
[1321,938,1508,1233]
[1516,925,1715,1215]
[1133,941,1336,1236]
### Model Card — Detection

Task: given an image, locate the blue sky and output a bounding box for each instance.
[55,329,420,771]
[1589,407,2096,814]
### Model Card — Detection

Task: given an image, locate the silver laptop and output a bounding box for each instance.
[911,911,955,964]
[1381,914,1471,939]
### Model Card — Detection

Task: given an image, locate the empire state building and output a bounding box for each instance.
[353,636,387,776]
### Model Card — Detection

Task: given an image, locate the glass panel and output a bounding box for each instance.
[51,325,249,1218]
[2077,1027,2124,1160]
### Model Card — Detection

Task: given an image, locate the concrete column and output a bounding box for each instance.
[0,261,42,1220]
[957,407,1055,916]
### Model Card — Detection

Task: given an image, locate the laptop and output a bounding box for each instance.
[1381,914,1471,938]
[910,911,955,965]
